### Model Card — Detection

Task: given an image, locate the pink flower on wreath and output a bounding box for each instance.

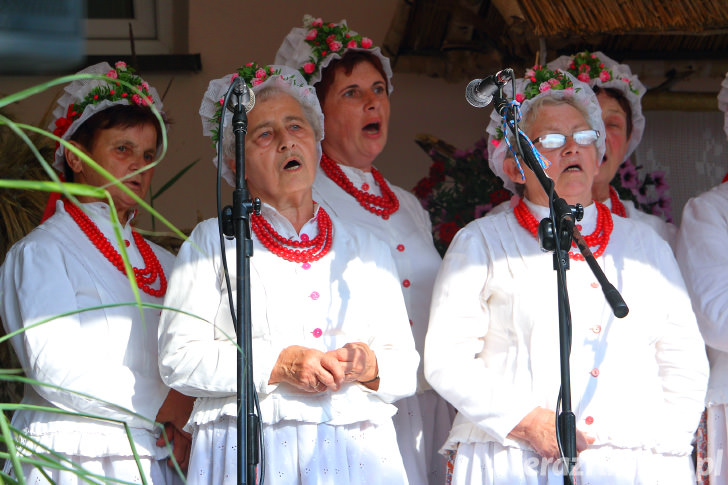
[578,73,590,83]
[132,93,143,105]
[548,78,560,86]
[303,62,316,74]
[599,70,611,82]
[621,78,630,83]
[311,18,323,27]
[579,64,590,73]
[115,61,127,70]
[347,40,357,48]
[141,81,150,90]
[360,37,373,48]
[219,97,224,106]
[530,76,537,83]
[326,34,336,43]
[230,73,239,81]
[515,93,525,103]
[539,81,552,93]
[245,62,253,67]
[305,29,317,40]
[328,40,343,52]
[251,77,264,87]
[525,68,536,78]
[491,138,500,147]
[255,68,266,79]
[106,69,118,79]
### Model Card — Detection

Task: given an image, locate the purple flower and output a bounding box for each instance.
[619,161,640,190]
[652,171,669,194]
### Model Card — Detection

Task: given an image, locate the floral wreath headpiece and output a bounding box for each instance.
[548,51,646,161]
[485,65,606,193]
[275,15,394,94]
[48,61,163,171]
[199,62,324,187]
[719,72,728,140]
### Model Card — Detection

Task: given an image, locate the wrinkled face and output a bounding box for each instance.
[508,102,599,207]
[241,93,318,206]
[70,123,157,218]
[594,91,629,188]
[320,61,390,170]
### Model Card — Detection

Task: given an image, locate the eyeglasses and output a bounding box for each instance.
[533,130,599,149]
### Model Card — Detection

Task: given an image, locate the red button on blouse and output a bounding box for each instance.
[585,416,594,425]
[590,368,600,377]
[402,279,411,288]
[312,328,322,338]
[310,291,320,300]
[397,244,405,252]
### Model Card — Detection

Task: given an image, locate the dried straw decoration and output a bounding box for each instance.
[517,0,728,36]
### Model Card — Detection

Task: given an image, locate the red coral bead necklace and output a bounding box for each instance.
[608,185,626,217]
[514,198,613,260]
[251,206,333,263]
[64,199,167,297]
[320,152,399,219]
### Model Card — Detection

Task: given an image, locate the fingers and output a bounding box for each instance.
[576,430,595,453]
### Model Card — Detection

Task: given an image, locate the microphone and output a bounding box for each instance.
[227,76,256,114]
[465,69,513,108]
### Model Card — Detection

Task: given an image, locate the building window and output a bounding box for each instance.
[85,0,182,55]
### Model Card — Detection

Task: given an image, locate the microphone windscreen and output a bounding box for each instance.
[465,78,492,108]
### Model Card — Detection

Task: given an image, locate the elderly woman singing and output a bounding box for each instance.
[425,68,707,484]
[158,64,418,484]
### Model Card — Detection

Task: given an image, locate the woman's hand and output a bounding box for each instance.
[155,389,195,472]
[326,342,379,390]
[269,345,346,392]
[507,407,595,459]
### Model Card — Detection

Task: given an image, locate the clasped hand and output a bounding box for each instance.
[269,342,379,392]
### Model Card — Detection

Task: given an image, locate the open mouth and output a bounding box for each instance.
[564,164,582,172]
[283,159,302,170]
[363,122,381,135]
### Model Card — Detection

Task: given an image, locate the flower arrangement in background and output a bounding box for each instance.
[611,158,673,222]
[413,134,511,255]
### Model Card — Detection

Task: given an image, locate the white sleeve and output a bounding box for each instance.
[424,226,539,443]
[1,239,160,420]
[357,234,419,402]
[676,192,728,352]
[158,222,238,397]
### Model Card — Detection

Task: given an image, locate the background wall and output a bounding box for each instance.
[1,0,726,231]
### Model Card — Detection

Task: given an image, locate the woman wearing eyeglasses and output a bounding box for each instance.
[424,69,708,484]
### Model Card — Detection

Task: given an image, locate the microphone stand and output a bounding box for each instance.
[492,89,628,485]
[221,77,261,485]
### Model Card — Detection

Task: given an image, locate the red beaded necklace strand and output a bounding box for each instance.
[251,206,333,263]
[513,199,614,260]
[608,185,626,217]
[320,153,400,219]
[63,199,167,297]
